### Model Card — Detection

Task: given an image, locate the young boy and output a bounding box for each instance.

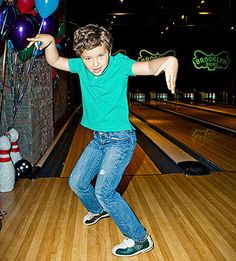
[28,24,178,257]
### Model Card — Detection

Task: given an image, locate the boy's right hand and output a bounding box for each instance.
[27,33,69,72]
[27,34,54,50]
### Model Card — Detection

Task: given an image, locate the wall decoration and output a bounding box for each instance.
[112,49,127,56]
[137,49,176,61]
[192,50,231,71]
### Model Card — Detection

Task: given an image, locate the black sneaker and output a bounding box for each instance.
[112,235,154,257]
[83,211,109,225]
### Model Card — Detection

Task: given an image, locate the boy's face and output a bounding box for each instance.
[81,43,110,76]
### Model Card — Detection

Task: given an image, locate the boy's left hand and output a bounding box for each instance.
[154,56,178,94]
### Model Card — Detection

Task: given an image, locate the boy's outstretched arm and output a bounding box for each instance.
[27,34,69,71]
[132,56,178,94]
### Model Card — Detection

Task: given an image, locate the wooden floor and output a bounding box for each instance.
[0,171,236,260]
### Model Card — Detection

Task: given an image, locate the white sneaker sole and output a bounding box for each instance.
[83,213,110,226]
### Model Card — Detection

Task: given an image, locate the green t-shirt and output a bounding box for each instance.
[68,53,136,131]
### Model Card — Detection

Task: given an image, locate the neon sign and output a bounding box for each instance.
[192,50,230,71]
[137,49,176,61]
[112,49,127,56]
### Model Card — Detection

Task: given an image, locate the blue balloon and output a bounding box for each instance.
[35,0,59,19]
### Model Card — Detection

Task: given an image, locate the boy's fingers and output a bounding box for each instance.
[27,37,43,49]
[166,74,176,94]
[27,37,37,42]
[170,77,176,94]
[27,42,34,48]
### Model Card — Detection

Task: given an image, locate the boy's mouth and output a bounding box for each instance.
[93,67,102,75]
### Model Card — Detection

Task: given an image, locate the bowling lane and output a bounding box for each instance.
[144,100,236,131]
[171,101,236,116]
[129,102,236,172]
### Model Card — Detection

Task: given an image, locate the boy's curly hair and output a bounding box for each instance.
[73,24,113,56]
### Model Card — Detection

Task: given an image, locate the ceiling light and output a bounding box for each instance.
[108,12,135,16]
[198,11,213,15]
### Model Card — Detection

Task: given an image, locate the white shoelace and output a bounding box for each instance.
[120,238,135,248]
[86,212,96,219]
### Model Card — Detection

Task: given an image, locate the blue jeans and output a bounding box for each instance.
[68,129,147,241]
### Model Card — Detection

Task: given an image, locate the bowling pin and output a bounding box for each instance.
[8,128,23,164]
[0,136,15,192]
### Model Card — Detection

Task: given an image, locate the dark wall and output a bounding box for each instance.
[110,25,235,95]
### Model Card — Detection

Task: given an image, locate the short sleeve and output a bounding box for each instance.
[68,58,81,73]
[112,53,136,76]
[123,55,136,76]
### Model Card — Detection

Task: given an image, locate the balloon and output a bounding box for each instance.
[16,0,35,15]
[35,0,59,19]
[18,44,34,62]
[58,36,70,54]
[55,22,65,39]
[0,2,17,40]
[24,13,40,32]
[15,159,33,180]
[56,43,62,51]
[9,15,35,51]
[25,9,38,17]
[38,15,58,36]
[52,67,58,80]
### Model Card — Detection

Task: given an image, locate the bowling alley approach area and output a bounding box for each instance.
[0,0,236,260]
[1,99,236,260]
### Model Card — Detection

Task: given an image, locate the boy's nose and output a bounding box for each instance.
[93,58,99,66]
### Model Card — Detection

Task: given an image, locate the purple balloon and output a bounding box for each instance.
[10,15,35,51]
[0,3,16,40]
[38,15,58,36]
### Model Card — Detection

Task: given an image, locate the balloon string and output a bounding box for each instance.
[1,40,7,83]
[0,41,8,125]
[13,52,17,99]
[9,48,17,125]
[0,9,8,36]
[12,18,45,126]
[38,19,44,34]
[32,19,44,56]
[12,56,37,126]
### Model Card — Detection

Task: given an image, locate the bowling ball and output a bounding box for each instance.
[15,159,33,180]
